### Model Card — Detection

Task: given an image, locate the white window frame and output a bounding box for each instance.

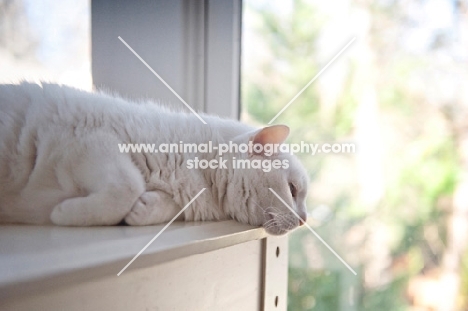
[92,0,241,119]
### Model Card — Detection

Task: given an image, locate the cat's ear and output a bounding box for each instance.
[250,125,290,156]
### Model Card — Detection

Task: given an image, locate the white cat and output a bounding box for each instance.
[0,82,308,235]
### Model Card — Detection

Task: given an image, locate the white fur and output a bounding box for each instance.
[0,82,308,235]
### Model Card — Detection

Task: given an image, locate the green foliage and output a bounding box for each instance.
[333,93,358,137]
[386,137,457,257]
[243,0,321,126]
[362,275,409,311]
[244,0,465,310]
[400,140,457,207]
[289,268,340,311]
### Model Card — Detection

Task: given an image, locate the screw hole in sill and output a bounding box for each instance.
[275,296,279,307]
[276,246,280,257]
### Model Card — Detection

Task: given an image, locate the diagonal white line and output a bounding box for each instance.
[118,36,207,125]
[117,188,206,276]
[269,188,357,275]
[268,37,356,124]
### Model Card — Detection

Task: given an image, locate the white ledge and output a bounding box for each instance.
[0,221,267,300]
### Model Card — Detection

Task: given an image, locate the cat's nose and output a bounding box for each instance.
[297,209,307,226]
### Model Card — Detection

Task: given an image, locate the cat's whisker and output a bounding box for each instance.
[264,221,278,231]
[263,219,276,228]
[264,217,278,226]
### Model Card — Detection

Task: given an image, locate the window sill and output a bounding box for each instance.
[0,221,266,301]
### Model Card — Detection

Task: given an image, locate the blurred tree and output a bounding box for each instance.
[243,0,468,310]
[243,1,363,310]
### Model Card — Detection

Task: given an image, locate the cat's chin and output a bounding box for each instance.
[261,210,301,235]
[263,225,296,236]
[263,219,300,235]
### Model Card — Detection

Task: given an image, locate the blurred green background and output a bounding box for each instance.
[242,0,468,310]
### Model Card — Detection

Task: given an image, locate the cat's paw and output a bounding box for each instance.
[124,191,180,226]
[124,192,156,226]
[50,199,82,226]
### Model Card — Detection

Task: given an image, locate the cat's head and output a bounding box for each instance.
[225,125,309,235]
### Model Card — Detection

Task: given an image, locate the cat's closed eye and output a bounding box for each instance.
[289,182,297,198]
